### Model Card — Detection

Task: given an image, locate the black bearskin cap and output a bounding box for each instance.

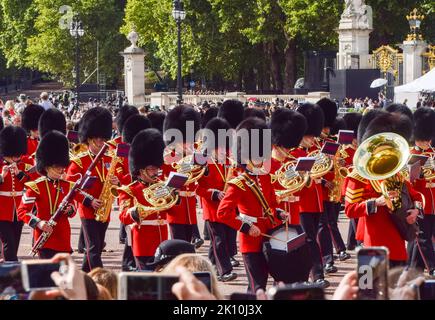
[129,129,165,179]
[38,108,67,138]
[163,105,201,144]
[78,107,113,143]
[343,112,362,135]
[271,109,307,148]
[218,100,245,129]
[21,104,45,133]
[235,117,269,165]
[147,111,166,133]
[413,107,435,141]
[316,98,337,128]
[201,107,218,128]
[36,131,70,175]
[362,113,413,143]
[122,114,151,144]
[244,108,267,121]
[0,126,27,157]
[297,103,324,137]
[115,105,139,134]
[357,109,387,145]
[203,117,231,151]
[386,103,413,122]
[330,117,347,136]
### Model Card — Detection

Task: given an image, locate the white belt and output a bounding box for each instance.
[0,191,23,197]
[281,196,300,203]
[238,213,258,224]
[178,191,196,197]
[426,183,435,188]
[140,219,167,226]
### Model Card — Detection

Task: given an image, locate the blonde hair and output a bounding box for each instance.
[161,253,223,300]
[96,284,113,300]
[88,268,118,300]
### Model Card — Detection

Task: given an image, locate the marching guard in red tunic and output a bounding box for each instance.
[0,126,33,261]
[21,104,45,163]
[118,129,169,270]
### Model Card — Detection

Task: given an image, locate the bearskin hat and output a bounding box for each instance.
[343,112,362,135]
[115,105,139,134]
[296,103,324,137]
[203,117,231,151]
[316,98,337,128]
[147,111,166,133]
[36,131,70,175]
[330,117,347,136]
[413,107,435,141]
[201,107,218,128]
[244,108,267,121]
[21,104,45,133]
[362,112,413,143]
[357,109,387,145]
[78,107,113,143]
[271,109,307,148]
[38,108,67,138]
[122,114,151,144]
[0,126,27,157]
[163,105,201,144]
[218,100,245,129]
[129,129,165,179]
[386,103,413,122]
[235,117,269,165]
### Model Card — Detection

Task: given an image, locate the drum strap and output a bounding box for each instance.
[241,173,275,225]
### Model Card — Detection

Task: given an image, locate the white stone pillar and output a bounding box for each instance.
[121,30,145,106]
[402,40,427,84]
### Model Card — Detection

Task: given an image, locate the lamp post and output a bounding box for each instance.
[172,0,186,105]
[406,8,425,41]
[69,16,84,103]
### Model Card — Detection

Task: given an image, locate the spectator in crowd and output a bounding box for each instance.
[39,92,54,110]
[88,267,118,300]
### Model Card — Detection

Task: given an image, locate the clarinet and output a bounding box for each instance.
[30,143,109,256]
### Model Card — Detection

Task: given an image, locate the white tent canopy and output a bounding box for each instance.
[394,68,435,107]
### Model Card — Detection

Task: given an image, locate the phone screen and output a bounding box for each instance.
[125,275,178,300]
[357,248,389,300]
[193,272,212,293]
[22,262,61,291]
[270,285,325,300]
[419,280,435,300]
[0,263,25,298]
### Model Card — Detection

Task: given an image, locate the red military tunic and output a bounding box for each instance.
[344,171,424,261]
[118,180,168,257]
[0,159,34,222]
[341,144,357,196]
[66,150,121,221]
[162,150,197,225]
[270,147,301,224]
[410,147,435,215]
[17,177,84,252]
[217,172,281,253]
[26,136,38,160]
[107,137,131,186]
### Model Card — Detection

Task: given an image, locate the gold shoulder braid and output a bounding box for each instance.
[70,152,88,169]
[228,176,246,191]
[24,177,46,195]
[347,171,368,184]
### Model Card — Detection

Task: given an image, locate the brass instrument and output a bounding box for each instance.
[353,132,410,211]
[273,160,309,201]
[308,150,334,179]
[95,146,123,223]
[329,145,352,202]
[172,154,206,185]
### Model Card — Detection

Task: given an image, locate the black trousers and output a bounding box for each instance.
[227,226,237,257]
[81,219,109,272]
[407,215,435,271]
[192,224,201,240]
[119,223,127,242]
[38,248,68,259]
[0,220,23,262]
[122,241,136,271]
[347,218,361,249]
[135,256,154,271]
[299,212,324,281]
[170,224,194,242]
[318,201,346,265]
[203,221,210,240]
[207,221,233,276]
[78,227,85,252]
[242,252,269,294]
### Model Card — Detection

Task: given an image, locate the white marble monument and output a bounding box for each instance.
[121,29,145,106]
[337,0,373,69]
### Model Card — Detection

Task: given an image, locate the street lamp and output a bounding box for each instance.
[69,16,84,103]
[406,8,425,41]
[172,0,186,105]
